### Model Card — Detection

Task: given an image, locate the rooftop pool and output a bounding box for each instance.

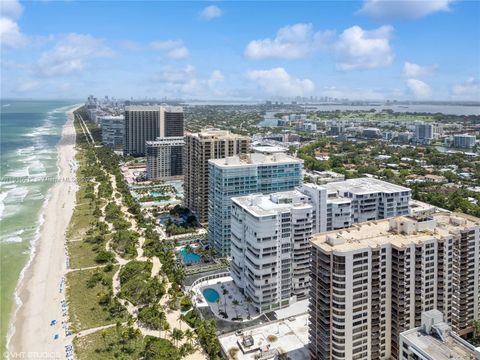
[203,288,220,303]
[179,248,201,264]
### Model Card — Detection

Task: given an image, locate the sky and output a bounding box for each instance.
[1,0,479,101]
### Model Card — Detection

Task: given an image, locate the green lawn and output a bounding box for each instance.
[73,325,144,360]
[68,240,101,269]
[67,151,97,241]
[67,266,127,331]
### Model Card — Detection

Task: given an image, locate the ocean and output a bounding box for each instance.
[0,100,78,353]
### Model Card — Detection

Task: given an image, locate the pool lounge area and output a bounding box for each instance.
[191,275,261,322]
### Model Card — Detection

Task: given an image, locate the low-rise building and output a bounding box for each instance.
[303,170,345,185]
[363,127,382,139]
[399,310,480,360]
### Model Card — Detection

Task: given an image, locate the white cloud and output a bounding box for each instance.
[209,69,224,83]
[0,0,26,49]
[116,40,141,51]
[406,78,432,99]
[403,62,437,77]
[152,65,225,97]
[153,64,195,84]
[0,0,23,20]
[166,46,189,60]
[200,5,222,20]
[35,33,112,77]
[15,79,39,93]
[246,67,315,97]
[451,77,480,101]
[0,16,26,48]
[358,0,453,20]
[244,23,333,60]
[334,25,394,71]
[150,40,189,59]
[244,23,393,71]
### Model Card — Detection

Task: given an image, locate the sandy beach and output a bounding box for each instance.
[7,109,78,360]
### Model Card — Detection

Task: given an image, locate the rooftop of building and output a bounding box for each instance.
[124,105,183,112]
[311,212,480,253]
[232,191,312,217]
[402,331,478,360]
[322,177,411,195]
[186,128,250,140]
[218,313,309,360]
[209,153,302,168]
[145,137,185,146]
[251,145,288,154]
[401,310,480,360]
[453,133,477,138]
[98,115,124,120]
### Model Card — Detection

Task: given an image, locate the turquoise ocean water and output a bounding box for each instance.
[0,100,77,353]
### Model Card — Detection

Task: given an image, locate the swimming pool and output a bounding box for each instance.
[179,248,201,264]
[203,288,220,303]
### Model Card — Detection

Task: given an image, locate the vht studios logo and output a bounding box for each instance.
[4,352,61,359]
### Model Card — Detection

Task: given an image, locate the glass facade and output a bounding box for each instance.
[207,160,302,257]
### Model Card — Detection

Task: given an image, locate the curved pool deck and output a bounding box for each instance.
[191,276,262,323]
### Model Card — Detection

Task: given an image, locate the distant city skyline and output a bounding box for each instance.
[1,0,479,101]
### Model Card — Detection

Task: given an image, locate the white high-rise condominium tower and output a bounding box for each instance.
[308,212,480,360]
[453,134,476,148]
[230,191,313,312]
[229,177,412,313]
[300,178,411,233]
[414,123,435,144]
[208,153,303,257]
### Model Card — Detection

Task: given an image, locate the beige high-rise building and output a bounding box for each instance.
[184,129,250,224]
[309,212,480,360]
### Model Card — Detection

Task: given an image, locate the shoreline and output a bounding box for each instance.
[6,108,79,359]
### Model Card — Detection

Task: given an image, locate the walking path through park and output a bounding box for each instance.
[69,118,207,359]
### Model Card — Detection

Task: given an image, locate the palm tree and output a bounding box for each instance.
[171,328,184,347]
[134,328,141,348]
[184,329,194,346]
[184,244,194,254]
[222,288,229,314]
[160,319,170,338]
[101,330,107,348]
[215,298,220,313]
[471,320,480,345]
[177,314,183,330]
[232,299,239,319]
[180,343,194,357]
[115,321,122,342]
